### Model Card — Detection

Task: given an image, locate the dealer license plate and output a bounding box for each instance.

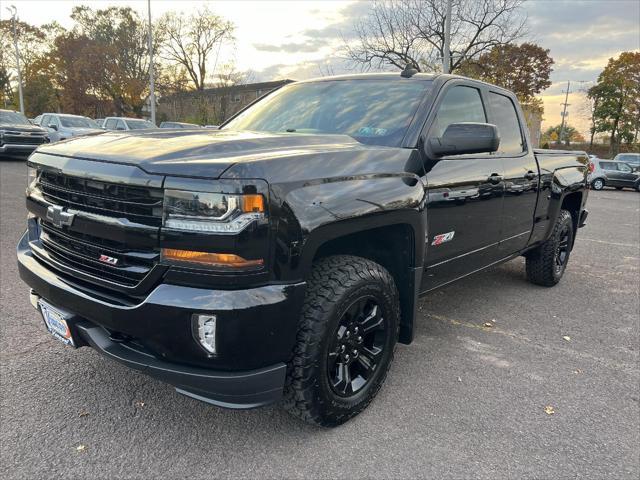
[39,299,75,347]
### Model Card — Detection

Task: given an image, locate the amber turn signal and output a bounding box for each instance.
[242,194,265,213]
[161,249,264,268]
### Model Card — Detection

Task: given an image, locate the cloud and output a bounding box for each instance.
[253,39,326,54]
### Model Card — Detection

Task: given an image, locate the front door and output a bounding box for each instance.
[421,83,505,291]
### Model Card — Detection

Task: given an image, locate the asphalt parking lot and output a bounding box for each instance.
[1,158,638,479]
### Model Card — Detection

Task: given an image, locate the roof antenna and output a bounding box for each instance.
[401,63,419,78]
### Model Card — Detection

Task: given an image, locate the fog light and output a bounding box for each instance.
[193,314,216,354]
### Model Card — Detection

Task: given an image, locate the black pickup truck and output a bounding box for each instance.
[17,72,589,427]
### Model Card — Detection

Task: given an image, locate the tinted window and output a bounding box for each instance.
[618,163,632,172]
[488,92,524,154]
[126,119,154,130]
[600,162,615,170]
[104,119,117,130]
[431,86,486,138]
[60,116,97,128]
[0,111,30,125]
[224,79,432,147]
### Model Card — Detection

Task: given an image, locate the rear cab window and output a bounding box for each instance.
[487,92,525,154]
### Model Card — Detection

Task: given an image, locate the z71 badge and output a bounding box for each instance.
[431,231,455,246]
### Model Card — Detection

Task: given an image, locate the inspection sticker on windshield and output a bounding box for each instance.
[432,231,455,246]
[357,126,388,137]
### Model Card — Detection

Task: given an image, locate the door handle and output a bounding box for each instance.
[524,171,537,180]
[487,173,503,184]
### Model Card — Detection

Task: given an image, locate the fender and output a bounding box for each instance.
[270,173,427,344]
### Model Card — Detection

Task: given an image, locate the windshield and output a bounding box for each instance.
[126,119,155,130]
[223,79,432,147]
[60,116,98,128]
[616,154,640,164]
[0,111,30,125]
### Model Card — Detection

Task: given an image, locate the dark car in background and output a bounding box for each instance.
[0,109,48,159]
[613,153,640,172]
[159,121,201,129]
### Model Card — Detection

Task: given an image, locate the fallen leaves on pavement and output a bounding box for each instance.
[76,445,87,453]
[544,405,555,415]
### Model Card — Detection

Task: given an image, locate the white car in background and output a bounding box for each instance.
[36,113,103,142]
[102,117,156,131]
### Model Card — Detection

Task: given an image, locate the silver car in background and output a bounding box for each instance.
[36,114,103,142]
[102,117,155,131]
[588,158,640,191]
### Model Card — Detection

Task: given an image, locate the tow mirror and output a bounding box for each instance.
[428,122,500,157]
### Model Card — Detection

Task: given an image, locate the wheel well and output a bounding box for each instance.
[312,224,416,344]
[561,192,582,245]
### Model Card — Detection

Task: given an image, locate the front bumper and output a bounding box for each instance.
[0,143,40,154]
[18,231,306,408]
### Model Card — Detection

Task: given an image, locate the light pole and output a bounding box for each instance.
[558,81,571,144]
[147,0,156,125]
[7,5,25,114]
[442,0,452,74]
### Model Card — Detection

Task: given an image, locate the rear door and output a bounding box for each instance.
[421,81,505,291]
[486,90,539,254]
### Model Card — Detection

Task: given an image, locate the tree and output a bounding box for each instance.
[588,51,640,154]
[69,6,157,116]
[158,6,234,90]
[542,124,584,146]
[344,0,527,73]
[457,43,553,103]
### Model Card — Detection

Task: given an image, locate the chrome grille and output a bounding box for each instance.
[40,221,158,287]
[38,170,163,226]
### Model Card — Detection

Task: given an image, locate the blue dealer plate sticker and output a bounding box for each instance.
[39,300,75,347]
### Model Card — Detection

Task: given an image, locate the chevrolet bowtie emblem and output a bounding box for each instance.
[46,205,75,228]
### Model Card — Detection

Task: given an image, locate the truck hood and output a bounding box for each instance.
[1,124,47,134]
[35,129,393,178]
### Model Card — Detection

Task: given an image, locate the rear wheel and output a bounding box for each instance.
[284,255,399,427]
[526,209,574,287]
[591,178,605,190]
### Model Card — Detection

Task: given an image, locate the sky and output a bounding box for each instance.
[2,0,639,135]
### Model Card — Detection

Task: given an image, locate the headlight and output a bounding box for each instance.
[163,189,266,233]
[27,165,37,188]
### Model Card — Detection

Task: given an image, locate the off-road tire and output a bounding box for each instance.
[526,209,574,287]
[283,255,400,427]
[591,178,605,190]
[635,181,640,192]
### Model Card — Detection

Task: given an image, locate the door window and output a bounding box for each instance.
[50,116,60,128]
[487,92,525,154]
[618,163,632,173]
[431,86,486,138]
[104,119,116,130]
[41,115,51,127]
[116,120,126,130]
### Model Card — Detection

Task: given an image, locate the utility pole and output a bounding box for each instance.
[147,0,156,125]
[442,0,452,74]
[7,5,24,114]
[559,80,571,144]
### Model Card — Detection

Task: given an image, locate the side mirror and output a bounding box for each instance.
[428,122,500,157]
[48,124,58,131]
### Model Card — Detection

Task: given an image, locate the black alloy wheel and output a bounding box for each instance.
[554,224,571,275]
[327,296,387,397]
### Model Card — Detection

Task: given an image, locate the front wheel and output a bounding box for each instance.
[284,255,399,427]
[591,178,605,190]
[526,209,574,286]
